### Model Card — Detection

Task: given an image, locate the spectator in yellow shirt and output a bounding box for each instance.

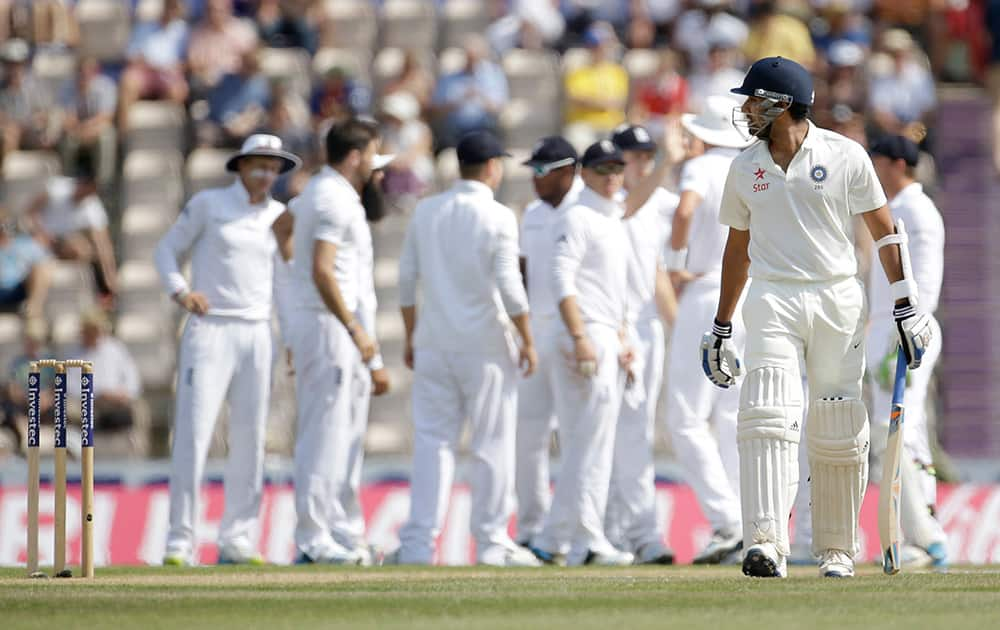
[743,1,815,70]
[564,22,629,135]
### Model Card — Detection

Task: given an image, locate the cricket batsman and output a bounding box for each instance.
[703,57,933,578]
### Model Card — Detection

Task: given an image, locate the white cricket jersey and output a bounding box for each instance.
[154,180,285,321]
[399,179,529,355]
[551,185,628,329]
[520,176,583,321]
[719,121,888,282]
[868,182,944,320]
[43,177,109,237]
[679,147,739,275]
[623,186,678,322]
[289,166,367,313]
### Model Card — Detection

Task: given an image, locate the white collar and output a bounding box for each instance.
[578,185,623,218]
[228,179,270,206]
[893,181,923,203]
[452,179,495,198]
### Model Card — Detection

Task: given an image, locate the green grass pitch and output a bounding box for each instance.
[2,565,999,629]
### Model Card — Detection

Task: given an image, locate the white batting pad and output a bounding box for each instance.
[807,397,869,556]
[737,367,803,557]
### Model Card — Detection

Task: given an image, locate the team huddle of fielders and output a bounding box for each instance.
[154,56,949,576]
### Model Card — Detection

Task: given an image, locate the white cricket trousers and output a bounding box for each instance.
[663,276,741,533]
[515,318,559,543]
[533,323,623,563]
[289,309,370,558]
[166,315,272,560]
[606,316,666,550]
[397,348,518,564]
[866,315,942,504]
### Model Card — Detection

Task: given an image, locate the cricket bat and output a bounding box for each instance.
[879,347,908,575]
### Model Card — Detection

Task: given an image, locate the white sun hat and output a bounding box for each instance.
[225,134,302,174]
[380,92,420,122]
[681,96,754,149]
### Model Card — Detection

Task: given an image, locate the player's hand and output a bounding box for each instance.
[349,324,376,362]
[894,303,932,369]
[519,343,537,377]
[403,340,415,370]
[370,367,391,396]
[662,116,686,166]
[178,291,210,315]
[700,319,742,388]
[573,335,597,377]
[619,345,636,388]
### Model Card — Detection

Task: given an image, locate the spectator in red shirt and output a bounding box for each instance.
[630,48,688,132]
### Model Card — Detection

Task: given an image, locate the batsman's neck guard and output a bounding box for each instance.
[874,218,919,306]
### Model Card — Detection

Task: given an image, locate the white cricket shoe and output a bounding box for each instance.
[583,548,635,566]
[693,529,743,565]
[818,549,855,578]
[217,544,265,566]
[479,543,543,567]
[742,543,787,578]
[295,541,363,566]
[634,541,675,565]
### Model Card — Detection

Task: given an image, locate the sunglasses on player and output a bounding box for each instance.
[591,162,624,176]
[529,157,577,178]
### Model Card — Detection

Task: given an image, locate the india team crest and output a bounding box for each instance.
[810,165,828,183]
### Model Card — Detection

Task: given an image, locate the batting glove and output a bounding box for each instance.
[701,319,742,388]
[894,303,932,369]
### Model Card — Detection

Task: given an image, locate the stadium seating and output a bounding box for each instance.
[319,0,377,51]
[125,102,187,154]
[123,150,184,210]
[2,151,61,216]
[32,48,78,100]
[380,0,438,51]
[439,0,491,50]
[75,0,131,63]
[184,148,233,197]
[0,314,22,370]
[259,47,313,100]
[120,204,176,264]
[44,262,96,322]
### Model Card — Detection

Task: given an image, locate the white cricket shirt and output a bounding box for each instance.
[154,180,285,321]
[868,182,944,320]
[623,186,678,322]
[399,179,529,355]
[355,218,384,369]
[678,147,739,276]
[42,176,109,237]
[551,185,629,329]
[289,166,367,313]
[719,121,888,282]
[519,176,583,321]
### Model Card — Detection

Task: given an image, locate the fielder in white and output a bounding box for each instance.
[285,118,389,564]
[155,134,301,565]
[704,57,933,578]
[528,140,634,566]
[394,131,540,567]
[605,123,680,565]
[662,97,750,564]
[869,134,948,570]
[515,136,582,556]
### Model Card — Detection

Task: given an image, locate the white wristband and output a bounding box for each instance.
[663,247,688,271]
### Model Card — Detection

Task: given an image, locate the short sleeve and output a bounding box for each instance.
[77,196,109,231]
[679,158,710,198]
[313,187,353,245]
[848,144,888,215]
[718,165,750,230]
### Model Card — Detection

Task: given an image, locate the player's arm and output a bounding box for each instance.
[623,119,686,216]
[861,206,932,368]
[495,213,536,376]
[715,227,750,323]
[154,196,209,315]
[552,214,597,375]
[654,267,677,327]
[398,213,419,370]
[312,239,375,362]
[666,189,701,291]
[271,209,294,262]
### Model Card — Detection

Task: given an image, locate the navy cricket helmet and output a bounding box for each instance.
[731,56,814,107]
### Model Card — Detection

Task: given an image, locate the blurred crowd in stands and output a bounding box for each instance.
[0,0,996,459]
